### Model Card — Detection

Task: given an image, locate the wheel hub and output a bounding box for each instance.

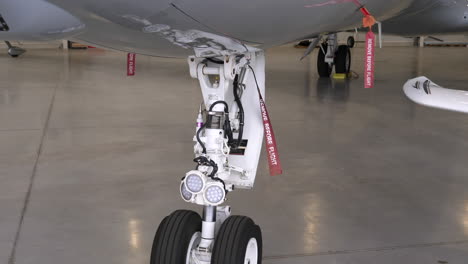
[244,238,258,264]
[186,232,201,264]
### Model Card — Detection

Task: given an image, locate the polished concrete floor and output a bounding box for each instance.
[1,45,468,264]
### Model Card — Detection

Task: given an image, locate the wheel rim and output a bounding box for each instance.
[345,50,351,72]
[347,37,354,48]
[244,238,258,264]
[186,232,201,264]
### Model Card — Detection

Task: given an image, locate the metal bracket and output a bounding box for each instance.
[300,35,322,61]
[377,21,382,48]
[325,33,338,64]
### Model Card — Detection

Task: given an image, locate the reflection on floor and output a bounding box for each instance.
[1,46,468,264]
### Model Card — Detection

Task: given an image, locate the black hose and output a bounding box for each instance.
[233,75,245,148]
[209,101,229,112]
[208,159,218,178]
[193,156,218,178]
[224,118,234,144]
[208,100,234,143]
[196,123,207,154]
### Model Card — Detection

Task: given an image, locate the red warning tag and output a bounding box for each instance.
[364,31,375,89]
[127,53,136,76]
[256,88,283,176]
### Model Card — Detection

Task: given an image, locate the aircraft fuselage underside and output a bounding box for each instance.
[0,0,415,57]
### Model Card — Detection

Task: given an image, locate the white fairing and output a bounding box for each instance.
[403,77,468,113]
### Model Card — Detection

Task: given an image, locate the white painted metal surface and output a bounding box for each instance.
[188,52,265,196]
[244,238,258,264]
[183,52,266,263]
[403,76,468,113]
[186,232,201,264]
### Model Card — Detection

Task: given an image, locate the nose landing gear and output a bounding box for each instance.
[151,51,266,264]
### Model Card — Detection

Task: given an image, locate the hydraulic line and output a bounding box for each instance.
[232,75,245,149]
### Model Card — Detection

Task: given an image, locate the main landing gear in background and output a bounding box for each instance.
[5,41,26,58]
[317,34,353,78]
[150,52,266,264]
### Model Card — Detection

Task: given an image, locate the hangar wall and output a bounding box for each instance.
[1,34,468,50]
[337,33,468,46]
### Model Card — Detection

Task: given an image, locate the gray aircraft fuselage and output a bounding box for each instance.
[382,0,468,35]
[0,0,467,57]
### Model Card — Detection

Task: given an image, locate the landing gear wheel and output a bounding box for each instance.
[347,36,355,48]
[211,216,262,264]
[317,44,333,78]
[334,45,351,74]
[150,210,201,264]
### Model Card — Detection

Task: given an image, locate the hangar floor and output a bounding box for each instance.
[1,45,468,264]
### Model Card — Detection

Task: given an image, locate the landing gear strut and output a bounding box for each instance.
[151,51,265,264]
[317,43,333,78]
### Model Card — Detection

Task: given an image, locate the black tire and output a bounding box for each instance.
[211,216,262,264]
[317,44,333,78]
[150,210,201,264]
[9,54,19,58]
[347,36,355,48]
[334,45,351,74]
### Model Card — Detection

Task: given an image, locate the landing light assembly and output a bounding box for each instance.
[203,182,226,205]
[184,171,205,194]
[180,170,226,205]
[180,182,192,202]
